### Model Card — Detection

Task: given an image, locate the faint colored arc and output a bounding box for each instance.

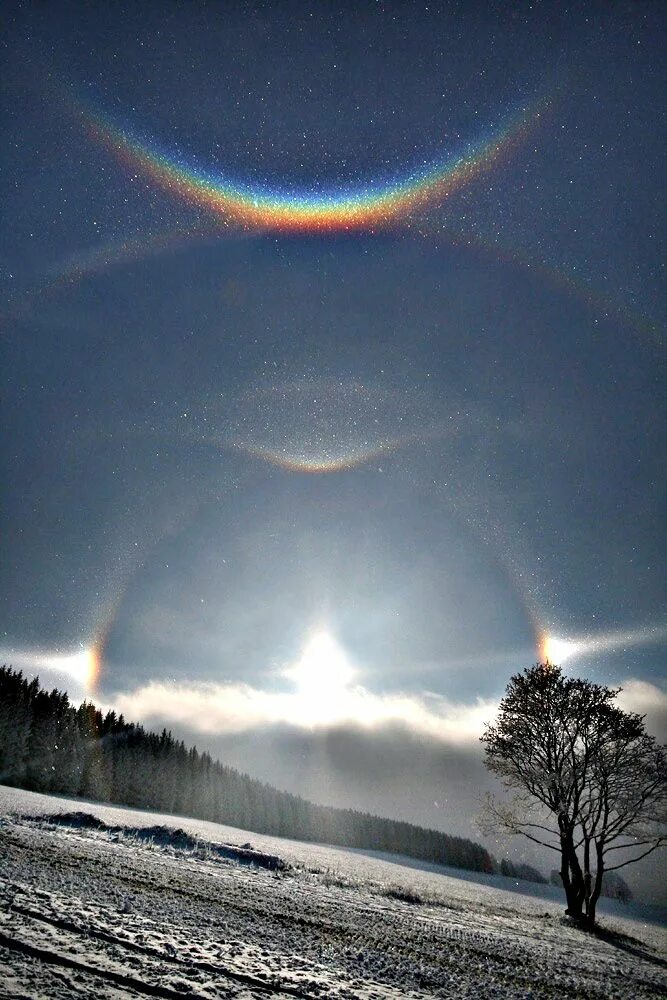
[232,438,403,474]
[83,99,547,233]
[413,222,663,352]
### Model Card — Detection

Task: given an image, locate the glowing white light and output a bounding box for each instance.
[40,648,99,687]
[287,630,355,700]
[542,635,581,664]
[0,645,99,695]
[541,621,667,666]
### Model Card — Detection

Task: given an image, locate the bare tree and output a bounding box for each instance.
[480,663,666,926]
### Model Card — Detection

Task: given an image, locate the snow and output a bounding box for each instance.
[1,785,665,999]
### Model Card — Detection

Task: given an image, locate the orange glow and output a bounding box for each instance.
[540,633,581,665]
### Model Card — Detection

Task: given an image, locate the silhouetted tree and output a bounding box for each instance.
[481,663,666,926]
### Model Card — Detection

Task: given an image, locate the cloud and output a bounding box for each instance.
[616,678,667,742]
[107,670,667,748]
[110,677,499,745]
[6,636,661,749]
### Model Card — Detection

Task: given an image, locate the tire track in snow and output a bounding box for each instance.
[0,928,231,1000]
[1,900,325,999]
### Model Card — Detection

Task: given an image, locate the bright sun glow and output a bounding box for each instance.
[542,635,581,664]
[0,644,101,701]
[286,630,355,700]
[40,647,100,690]
[541,622,667,667]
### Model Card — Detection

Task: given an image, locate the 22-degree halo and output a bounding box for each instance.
[83,98,545,233]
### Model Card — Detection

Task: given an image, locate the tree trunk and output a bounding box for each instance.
[560,832,585,920]
[584,842,605,927]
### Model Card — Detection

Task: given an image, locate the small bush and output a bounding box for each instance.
[382,886,424,905]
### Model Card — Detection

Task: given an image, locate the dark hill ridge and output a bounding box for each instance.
[0,664,493,873]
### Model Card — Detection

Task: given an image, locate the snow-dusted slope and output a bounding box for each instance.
[1,786,665,999]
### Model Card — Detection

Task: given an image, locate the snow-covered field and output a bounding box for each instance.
[0,786,665,999]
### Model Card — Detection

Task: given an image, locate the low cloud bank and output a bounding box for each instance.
[111,678,499,744]
[109,672,667,746]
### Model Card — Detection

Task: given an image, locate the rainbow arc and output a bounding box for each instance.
[84,100,544,233]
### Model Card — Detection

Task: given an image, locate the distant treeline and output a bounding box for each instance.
[498,858,547,884]
[0,665,497,873]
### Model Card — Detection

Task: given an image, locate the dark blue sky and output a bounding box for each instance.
[1,2,665,849]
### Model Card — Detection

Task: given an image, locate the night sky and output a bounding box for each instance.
[2,3,665,862]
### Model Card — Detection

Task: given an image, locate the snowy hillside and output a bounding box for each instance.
[1,785,665,999]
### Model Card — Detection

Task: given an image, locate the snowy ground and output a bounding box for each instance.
[0,786,665,999]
